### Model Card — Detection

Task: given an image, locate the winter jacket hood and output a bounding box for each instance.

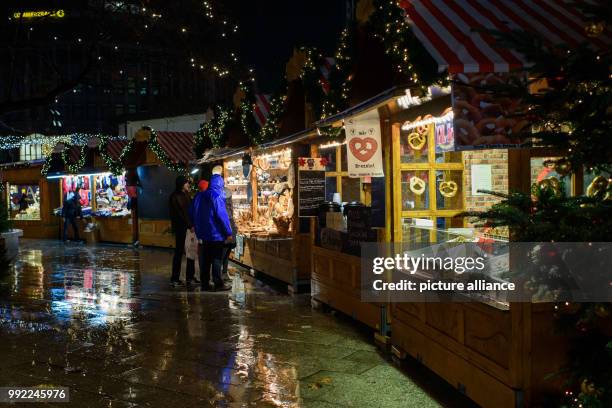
[192,174,232,241]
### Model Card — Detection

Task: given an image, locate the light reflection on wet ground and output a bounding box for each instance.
[0,240,475,407]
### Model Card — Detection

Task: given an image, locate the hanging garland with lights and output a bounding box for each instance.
[239,81,260,144]
[369,0,447,89]
[195,105,232,156]
[98,136,134,175]
[301,26,355,122]
[148,128,186,174]
[259,78,288,143]
[239,80,288,146]
[61,145,87,174]
[40,154,54,177]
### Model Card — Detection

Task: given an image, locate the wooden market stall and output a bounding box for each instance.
[130,128,195,248]
[303,84,594,407]
[205,130,317,292]
[1,160,60,239]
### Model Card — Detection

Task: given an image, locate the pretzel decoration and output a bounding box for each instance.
[409,176,426,196]
[439,181,458,198]
[407,132,427,151]
[257,157,270,171]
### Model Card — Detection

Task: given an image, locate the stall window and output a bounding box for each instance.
[93,174,129,217]
[61,175,92,210]
[7,184,40,220]
[394,119,464,243]
[321,143,369,205]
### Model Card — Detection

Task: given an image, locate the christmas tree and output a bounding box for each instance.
[462,4,612,406]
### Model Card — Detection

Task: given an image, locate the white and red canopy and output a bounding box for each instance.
[399,0,611,73]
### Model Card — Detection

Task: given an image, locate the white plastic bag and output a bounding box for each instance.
[185,230,197,260]
[231,273,246,303]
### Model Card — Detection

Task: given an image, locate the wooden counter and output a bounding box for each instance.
[390,302,569,408]
[138,219,174,248]
[231,232,311,292]
[310,245,382,330]
[96,216,133,244]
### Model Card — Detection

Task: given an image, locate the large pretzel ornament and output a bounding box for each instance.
[439,181,458,198]
[407,132,427,151]
[409,176,426,196]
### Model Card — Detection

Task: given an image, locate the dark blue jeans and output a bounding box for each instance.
[63,217,79,241]
[199,241,224,288]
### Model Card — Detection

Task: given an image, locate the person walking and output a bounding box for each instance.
[62,188,82,242]
[193,166,232,291]
[168,175,197,287]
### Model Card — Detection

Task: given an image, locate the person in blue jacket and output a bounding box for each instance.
[193,167,232,291]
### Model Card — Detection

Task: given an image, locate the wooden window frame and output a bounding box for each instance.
[392,123,464,243]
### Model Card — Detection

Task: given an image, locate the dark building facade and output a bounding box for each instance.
[0,1,234,136]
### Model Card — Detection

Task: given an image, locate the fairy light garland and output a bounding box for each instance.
[61,145,87,174]
[40,154,54,176]
[148,129,186,174]
[98,136,134,175]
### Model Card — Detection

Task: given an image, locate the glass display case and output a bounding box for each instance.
[8,184,40,220]
[225,158,254,234]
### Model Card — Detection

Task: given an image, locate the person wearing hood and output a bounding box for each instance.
[168,175,196,287]
[193,166,232,291]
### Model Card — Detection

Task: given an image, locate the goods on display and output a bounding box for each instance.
[452,73,529,149]
[232,148,294,238]
[93,174,130,217]
[8,184,40,220]
[225,158,252,227]
[54,175,93,217]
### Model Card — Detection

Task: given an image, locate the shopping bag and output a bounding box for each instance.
[185,230,197,260]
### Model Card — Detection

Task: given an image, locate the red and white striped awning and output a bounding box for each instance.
[155,131,195,164]
[399,0,611,73]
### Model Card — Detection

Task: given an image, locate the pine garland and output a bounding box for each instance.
[196,105,231,153]
[41,154,53,176]
[98,136,135,175]
[301,26,355,121]
[239,80,287,145]
[369,0,447,89]
[239,82,260,144]
[61,145,87,174]
[148,129,186,174]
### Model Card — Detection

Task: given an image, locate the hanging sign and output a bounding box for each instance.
[452,72,529,150]
[345,112,384,178]
[434,114,454,153]
[298,158,326,217]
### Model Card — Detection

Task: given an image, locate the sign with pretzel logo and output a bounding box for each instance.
[345,112,384,178]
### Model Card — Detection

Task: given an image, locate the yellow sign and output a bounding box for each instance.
[13,10,65,19]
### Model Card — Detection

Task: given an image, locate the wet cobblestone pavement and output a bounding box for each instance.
[0,240,475,407]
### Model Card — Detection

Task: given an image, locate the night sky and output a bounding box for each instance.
[236,0,349,91]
